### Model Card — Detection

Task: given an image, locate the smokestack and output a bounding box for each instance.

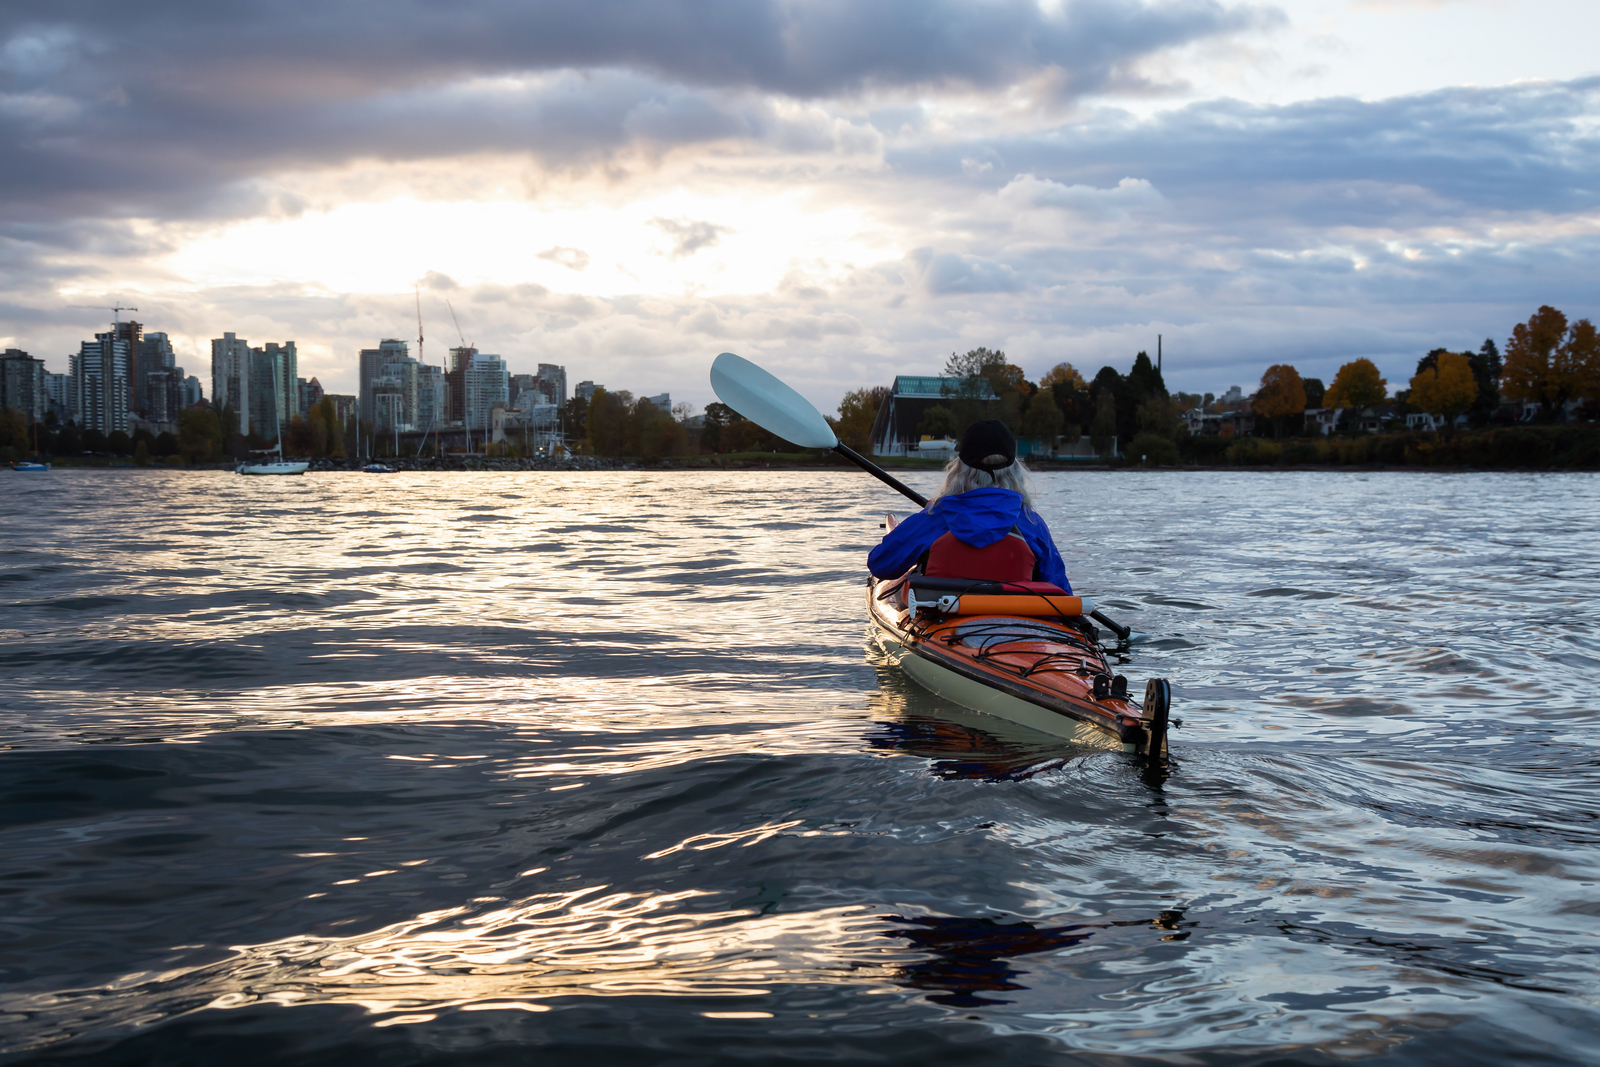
[1158,334,1162,374]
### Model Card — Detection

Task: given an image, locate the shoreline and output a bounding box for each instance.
[15,426,1598,474]
[17,458,1596,474]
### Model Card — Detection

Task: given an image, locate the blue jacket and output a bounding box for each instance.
[868,487,1071,592]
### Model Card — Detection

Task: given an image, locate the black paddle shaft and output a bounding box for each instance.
[831,442,1132,643]
[832,443,928,506]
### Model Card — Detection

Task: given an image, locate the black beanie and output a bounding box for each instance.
[957,419,1016,471]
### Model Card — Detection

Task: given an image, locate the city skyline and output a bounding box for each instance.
[0,2,1595,415]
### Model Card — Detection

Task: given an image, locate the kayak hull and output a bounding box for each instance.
[867,574,1168,757]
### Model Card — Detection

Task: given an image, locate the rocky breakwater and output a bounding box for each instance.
[311,455,632,473]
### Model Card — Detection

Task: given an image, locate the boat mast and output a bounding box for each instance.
[414,286,435,459]
[274,359,283,459]
[448,300,470,456]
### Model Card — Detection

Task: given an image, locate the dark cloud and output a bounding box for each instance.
[0,0,1272,222]
[0,0,1271,100]
[897,78,1600,228]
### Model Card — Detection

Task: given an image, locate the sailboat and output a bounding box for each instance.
[236,393,309,476]
[14,415,49,470]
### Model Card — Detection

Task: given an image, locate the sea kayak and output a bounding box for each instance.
[867,523,1171,758]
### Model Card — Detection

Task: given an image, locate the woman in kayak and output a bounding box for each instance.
[868,419,1071,592]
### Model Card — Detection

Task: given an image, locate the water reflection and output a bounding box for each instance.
[866,719,1075,782]
[3,876,1142,1048]
[885,915,1093,1006]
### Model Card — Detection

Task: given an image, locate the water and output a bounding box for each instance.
[2,469,1597,1065]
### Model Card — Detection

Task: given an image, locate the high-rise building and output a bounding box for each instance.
[249,347,279,436]
[446,346,474,424]
[141,369,184,425]
[141,332,176,370]
[137,332,182,422]
[263,342,298,419]
[0,349,47,422]
[359,339,409,425]
[211,333,251,430]
[74,333,130,436]
[370,376,406,438]
[362,341,442,435]
[463,352,508,435]
[299,376,324,415]
[647,392,671,412]
[508,373,537,409]
[575,380,598,401]
[114,320,142,415]
[45,371,76,423]
[417,363,444,432]
[181,375,203,409]
[535,363,567,406]
[238,340,299,437]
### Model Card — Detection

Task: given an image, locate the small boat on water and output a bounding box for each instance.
[236,400,309,475]
[363,462,396,474]
[867,517,1170,757]
[12,460,49,472]
[236,445,308,476]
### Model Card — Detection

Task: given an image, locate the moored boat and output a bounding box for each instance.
[12,460,50,472]
[867,520,1170,757]
[236,452,309,475]
[363,462,396,474]
[236,395,309,475]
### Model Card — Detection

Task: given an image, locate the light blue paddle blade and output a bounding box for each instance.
[709,352,839,449]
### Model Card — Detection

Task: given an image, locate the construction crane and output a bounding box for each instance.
[446,299,470,348]
[414,286,425,367]
[69,304,139,326]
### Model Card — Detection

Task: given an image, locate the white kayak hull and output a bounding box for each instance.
[870,617,1124,750]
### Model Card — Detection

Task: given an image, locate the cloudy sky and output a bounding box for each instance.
[3,0,1597,411]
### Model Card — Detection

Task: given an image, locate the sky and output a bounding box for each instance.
[2,0,1597,413]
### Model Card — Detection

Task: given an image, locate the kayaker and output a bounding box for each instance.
[868,419,1071,592]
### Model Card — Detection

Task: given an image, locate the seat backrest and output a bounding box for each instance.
[923,531,1036,582]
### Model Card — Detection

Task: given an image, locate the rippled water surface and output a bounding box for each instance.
[2,468,1598,1065]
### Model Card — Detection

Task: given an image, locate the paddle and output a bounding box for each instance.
[709,352,1133,642]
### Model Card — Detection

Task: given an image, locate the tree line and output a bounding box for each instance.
[828,345,1184,464]
[1254,305,1597,437]
[0,396,354,466]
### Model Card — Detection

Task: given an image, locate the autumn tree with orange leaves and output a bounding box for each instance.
[1252,365,1307,438]
[1501,306,1600,419]
[1409,351,1478,431]
[1322,358,1388,414]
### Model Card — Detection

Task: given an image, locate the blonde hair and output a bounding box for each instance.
[932,454,1035,509]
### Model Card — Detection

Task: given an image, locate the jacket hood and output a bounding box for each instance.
[930,487,1024,548]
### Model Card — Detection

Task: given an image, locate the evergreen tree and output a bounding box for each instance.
[1089,389,1118,457]
[699,401,733,452]
[1468,338,1502,424]
[1127,351,1167,402]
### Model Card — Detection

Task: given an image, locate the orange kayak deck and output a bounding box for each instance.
[867,573,1168,756]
